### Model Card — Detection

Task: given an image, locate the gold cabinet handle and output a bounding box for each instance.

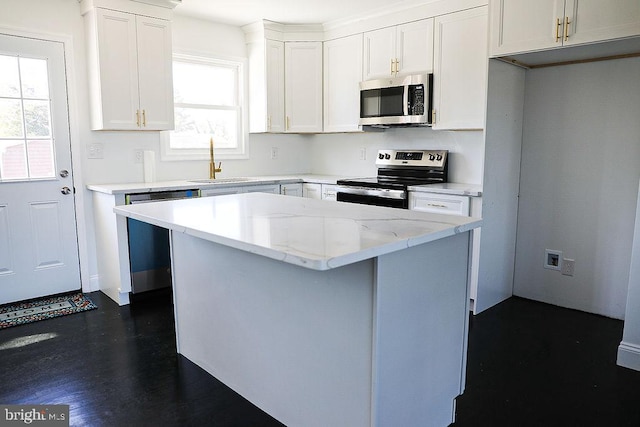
[564,16,570,41]
[267,115,271,131]
[136,110,140,127]
[395,58,400,74]
[555,18,562,42]
[286,116,290,131]
[142,109,146,127]
[431,109,436,125]
[391,59,394,75]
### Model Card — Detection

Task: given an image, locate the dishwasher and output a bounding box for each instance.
[125,189,200,294]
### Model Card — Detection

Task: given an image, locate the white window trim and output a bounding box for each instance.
[161,53,249,161]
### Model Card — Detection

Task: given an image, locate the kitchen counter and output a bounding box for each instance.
[114,192,481,270]
[113,193,481,426]
[87,174,347,195]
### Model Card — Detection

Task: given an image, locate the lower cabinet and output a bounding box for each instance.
[201,184,280,197]
[280,183,303,197]
[409,191,482,313]
[303,183,338,201]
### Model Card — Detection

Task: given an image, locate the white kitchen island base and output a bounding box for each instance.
[170,230,470,427]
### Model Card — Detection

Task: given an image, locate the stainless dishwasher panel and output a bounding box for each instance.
[125,189,200,294]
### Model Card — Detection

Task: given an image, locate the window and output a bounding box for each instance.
[161,54,248,160]
[0,54,55,180]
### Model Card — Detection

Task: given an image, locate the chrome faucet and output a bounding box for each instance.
[209,137,222,179]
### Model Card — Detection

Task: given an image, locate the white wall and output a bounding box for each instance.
[513,57,640,320]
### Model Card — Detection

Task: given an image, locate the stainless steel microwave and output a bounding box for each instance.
[359,73,433,127]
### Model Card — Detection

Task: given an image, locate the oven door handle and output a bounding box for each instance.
[336,186,406,200]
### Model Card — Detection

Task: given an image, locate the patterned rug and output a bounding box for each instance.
[0,293,97,329]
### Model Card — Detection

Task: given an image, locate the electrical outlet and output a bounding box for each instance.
[544,249,562,271]
[87,143,104,159]
[270,147,278,160]
[562,259,575,276]
[134,149,144,164]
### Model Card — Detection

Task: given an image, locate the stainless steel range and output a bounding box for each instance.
[336,149,448,209]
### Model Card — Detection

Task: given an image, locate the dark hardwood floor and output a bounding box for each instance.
[1,290,640,426]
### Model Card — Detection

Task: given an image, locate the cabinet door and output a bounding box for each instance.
[323,34,363,133]
[136,15,174,130]
[302,183,322,199]
[433,7,488,130]
[281,183,303,197]
[321,184,337,201]
[284,42,323,133]
[489,0,563,56]
[396,19,434,76]
[266,39,285,132]
[564,0,640,46]
[94,8,140,130]
[363,26,396,80]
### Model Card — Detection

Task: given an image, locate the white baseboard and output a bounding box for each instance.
[82,274,100,293]
[617,341,640,371]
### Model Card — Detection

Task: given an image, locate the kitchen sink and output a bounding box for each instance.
[189,177,261,184]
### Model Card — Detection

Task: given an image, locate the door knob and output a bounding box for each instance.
[59,169,69,178]
[61,187,72,195]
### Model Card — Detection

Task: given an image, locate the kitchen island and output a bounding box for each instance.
[113,193,481,427]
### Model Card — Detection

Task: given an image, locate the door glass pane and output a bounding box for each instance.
[23,100,51,138]
[27,139,55,178]
[172,107,237,149]
[0,140,28,180]
[0,54,55,181]
[20,57,49,99]
[0,55,20,97]
[0,98,24,138]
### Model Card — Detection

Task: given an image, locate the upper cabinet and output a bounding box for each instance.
[323,34,363,133]
[432,6,488,130]
[83,7,174,131]
[284,42,323,133]
[244,22,323,133]
[490,0,640,56]
[363,19,434,80]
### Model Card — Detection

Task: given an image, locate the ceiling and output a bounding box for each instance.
[173,0,427,27]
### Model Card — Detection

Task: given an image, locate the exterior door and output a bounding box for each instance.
[0,34,80,304]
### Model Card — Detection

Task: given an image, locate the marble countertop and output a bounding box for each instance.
[408,183,483,197]
[114,192,482,271]
[87,174,346,195]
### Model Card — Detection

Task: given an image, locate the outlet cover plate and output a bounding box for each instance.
[562,259,575,276]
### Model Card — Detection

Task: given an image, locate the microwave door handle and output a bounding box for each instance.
[403,86,409,115]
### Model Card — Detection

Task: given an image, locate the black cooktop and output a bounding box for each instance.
[337,176,443,190]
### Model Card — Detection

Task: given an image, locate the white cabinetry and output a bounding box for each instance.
[280,183,303,197]
[245,25,322,133]
[363,19,434,80]
[285,42,323,133]
[490,0,640,56]
[201,184,280,197]
[409,191,482,313]
[84,8,174,130]
[303,183,338,201]
[323,34,363,132]
[432,6,488,130]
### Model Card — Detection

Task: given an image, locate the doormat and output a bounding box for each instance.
[0,293,97,329]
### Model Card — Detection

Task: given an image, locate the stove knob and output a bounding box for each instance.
[429,154,435,161]
[385,153,391,160]
[378,153,385,160]
[436,154,443,161]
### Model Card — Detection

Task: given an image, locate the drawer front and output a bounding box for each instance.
[409,192,470,216]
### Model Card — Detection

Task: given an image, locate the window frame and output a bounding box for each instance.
[161,52,249,161]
